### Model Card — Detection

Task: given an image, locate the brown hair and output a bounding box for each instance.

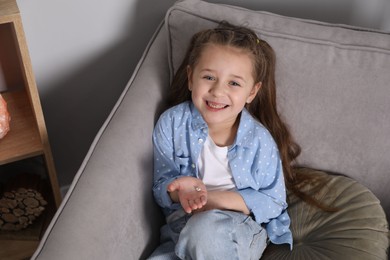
[168,22,334,211]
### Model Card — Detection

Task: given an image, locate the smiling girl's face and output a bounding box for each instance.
[187,43,261,132]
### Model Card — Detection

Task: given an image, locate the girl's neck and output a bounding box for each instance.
[208,116,240,147]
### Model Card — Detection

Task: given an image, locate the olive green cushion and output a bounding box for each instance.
[263,169,389,260]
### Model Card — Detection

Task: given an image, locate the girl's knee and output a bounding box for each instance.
[175,210,267,260]
[175,210,238,259]
[183,210,233,238]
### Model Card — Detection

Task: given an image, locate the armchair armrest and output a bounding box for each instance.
[32,22,168,260]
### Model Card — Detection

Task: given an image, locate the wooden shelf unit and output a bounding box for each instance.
[0,0,62,258]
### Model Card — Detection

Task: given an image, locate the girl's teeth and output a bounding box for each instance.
[208,102,226,109]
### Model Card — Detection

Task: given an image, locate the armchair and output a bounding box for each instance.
[33,1,389,259]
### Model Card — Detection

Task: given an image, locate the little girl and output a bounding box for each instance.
[149,22,300,259]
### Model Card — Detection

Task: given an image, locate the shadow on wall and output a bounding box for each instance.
[40,0,174,187]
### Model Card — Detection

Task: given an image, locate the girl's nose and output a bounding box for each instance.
[209,81,225,97]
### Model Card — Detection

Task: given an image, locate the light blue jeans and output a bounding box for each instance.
[147,209,267,260]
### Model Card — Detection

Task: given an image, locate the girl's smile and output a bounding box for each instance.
[206,100,228,110]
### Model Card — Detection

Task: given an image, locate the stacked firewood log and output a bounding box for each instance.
[0,174,47,231]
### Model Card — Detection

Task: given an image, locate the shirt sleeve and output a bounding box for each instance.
[239,152,287,223]
[152,113,181,212]
[237,139,288,225]
[237,134,292,247]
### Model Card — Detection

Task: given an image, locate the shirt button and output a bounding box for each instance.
[191,163,196,168]
[198,138,204,144]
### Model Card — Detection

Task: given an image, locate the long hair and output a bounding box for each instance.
[168,22,334,211]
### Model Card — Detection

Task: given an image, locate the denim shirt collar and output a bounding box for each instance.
[189,102,258,149]
[189,102,208,132]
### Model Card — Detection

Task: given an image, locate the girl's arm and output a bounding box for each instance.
[195,190,250,215]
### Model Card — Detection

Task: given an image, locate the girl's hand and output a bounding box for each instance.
[167,177,207,214]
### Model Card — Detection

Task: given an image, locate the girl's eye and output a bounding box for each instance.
[203,75,215,81]
[229,81,241,87]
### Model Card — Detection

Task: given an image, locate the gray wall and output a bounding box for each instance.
[16,0,390,189]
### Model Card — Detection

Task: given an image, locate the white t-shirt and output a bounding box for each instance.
[197,136,236,191]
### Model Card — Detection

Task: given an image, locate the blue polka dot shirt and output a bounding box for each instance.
[152,101,292,247]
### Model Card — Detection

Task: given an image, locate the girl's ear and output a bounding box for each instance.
[246,82,262,103]
[187,65,193,91]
